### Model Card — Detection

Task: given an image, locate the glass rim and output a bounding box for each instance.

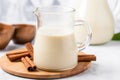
[34,6,76,14]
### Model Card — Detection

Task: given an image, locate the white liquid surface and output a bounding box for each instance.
[34,27,77,71]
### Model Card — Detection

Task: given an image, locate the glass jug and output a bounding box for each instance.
[33,6,92,71]
[77,0,115,45]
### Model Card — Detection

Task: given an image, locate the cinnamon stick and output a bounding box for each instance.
[6,42,33,61]
[25,43,33,59]
[21,56,36,71]
[21,57,33,71]
[25,56,36,70]
[6,52,30,61]
[78,54,96,62]
[6,50,28,55]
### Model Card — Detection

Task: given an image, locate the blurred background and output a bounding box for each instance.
[0,0,120,33]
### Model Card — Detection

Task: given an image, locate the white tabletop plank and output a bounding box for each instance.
[0,41,120,80]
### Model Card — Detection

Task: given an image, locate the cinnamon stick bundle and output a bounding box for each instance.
[6,43,37,71]
[6,42,33,61]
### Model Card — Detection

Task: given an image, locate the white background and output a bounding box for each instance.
[0,0,120,33]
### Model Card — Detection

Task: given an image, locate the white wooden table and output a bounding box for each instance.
[0,41,120,80]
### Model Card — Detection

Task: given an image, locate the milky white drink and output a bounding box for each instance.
[73,0,114,45]
[34,27,77,71]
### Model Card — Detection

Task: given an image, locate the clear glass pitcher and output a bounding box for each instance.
[33,6,92,71]
[86,0,114,45]
[72,0,114,45]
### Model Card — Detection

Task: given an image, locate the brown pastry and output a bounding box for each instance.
[12,24,36,44]
[0,23,15,50]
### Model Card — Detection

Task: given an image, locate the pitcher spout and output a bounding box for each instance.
[33,8,40,17]
[33,7,41,28]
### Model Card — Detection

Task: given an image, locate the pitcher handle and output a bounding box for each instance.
[74,20,92,51]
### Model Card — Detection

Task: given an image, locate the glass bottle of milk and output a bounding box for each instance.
[69,0,115,45]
